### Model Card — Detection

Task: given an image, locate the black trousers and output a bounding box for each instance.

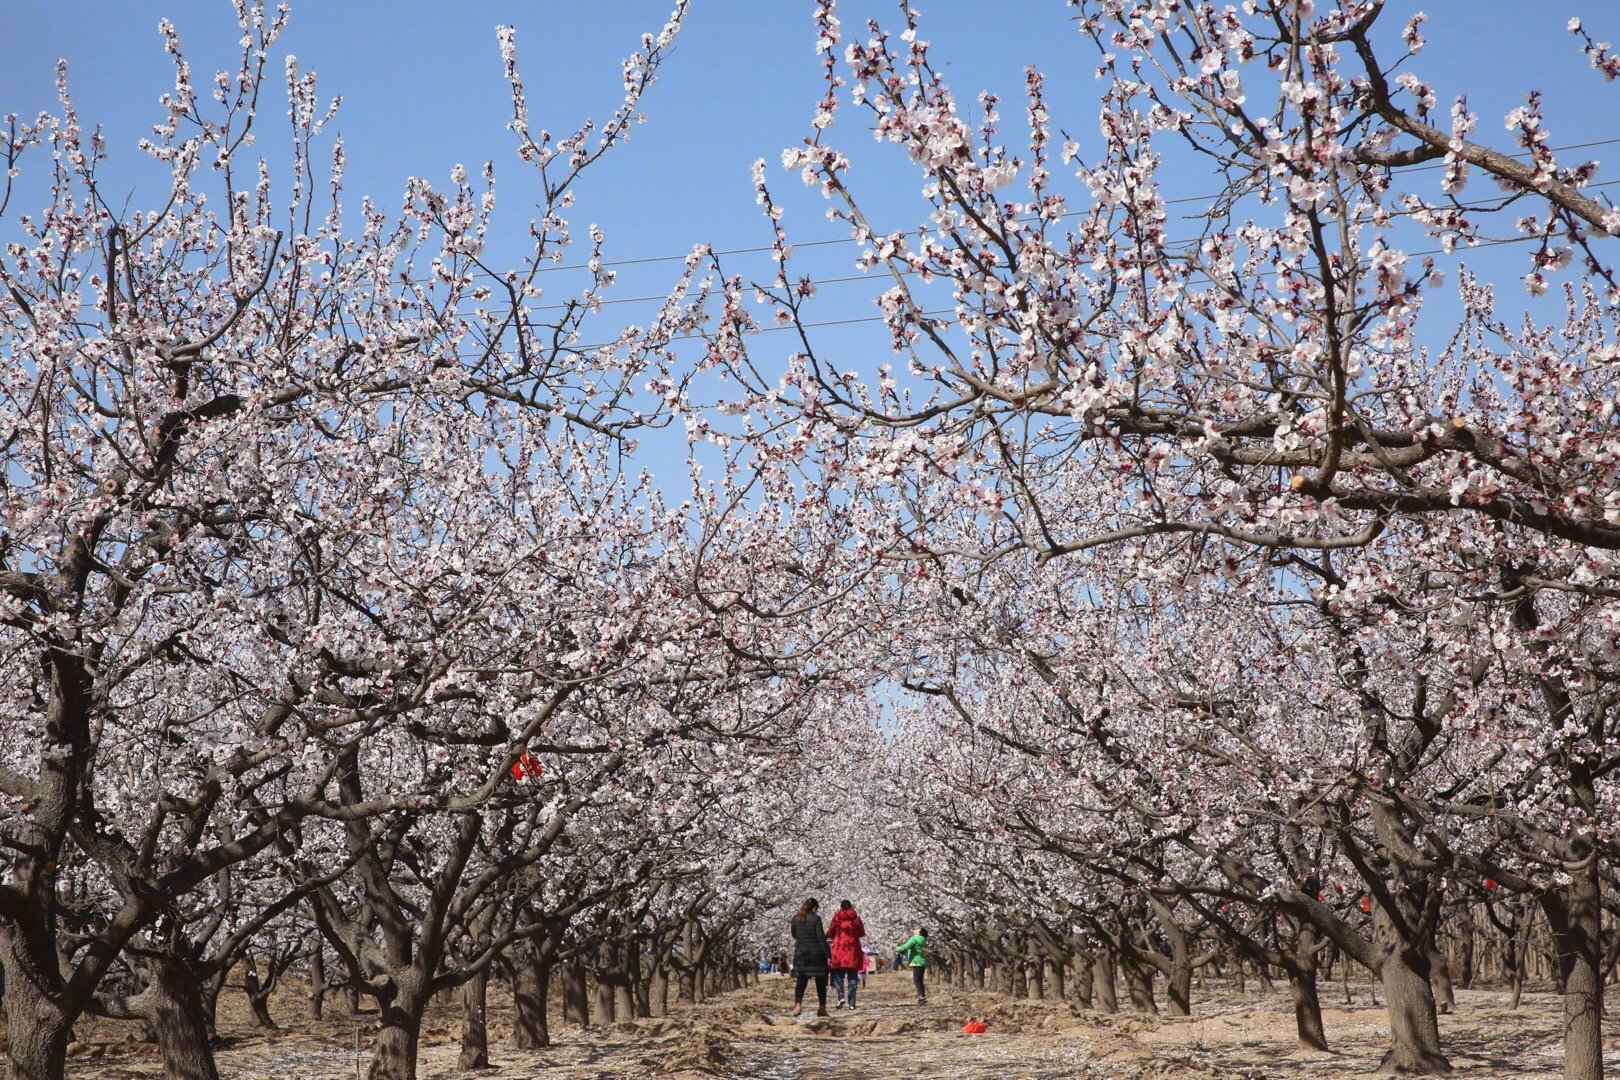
[795,972,828,1008]
[912,964,926,1000]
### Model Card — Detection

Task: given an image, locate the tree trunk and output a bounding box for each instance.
[1092,946,1119,1013]
[242,962,277,1031]
[1507,923,1526,1010]
[1543,865,1604,1080]
[651,967,670,1017]
[1157,909,1194,1017]
[308,943,327,1021]
[2,988,72,1080]
[0,926,78,1080]
[367,982,427,1080]
[634,965,653,1019]
[614,977,635,1020]
[137,955,223,1080]
[614,939,637,1020]
[459,971,489,1071]
[677,921,698,1004]
[1122,954,1157,1014]
[1166,959,1193,1017]
[562,959,590,1028]
[1288,967,1330,1053]
[1427,950,1455,1015]
[593,956,617,1025]
[1070,954,1094,1009]
[1044,958,1064,1002]
[1376,948,1452,1076]
[512,946,552,1049]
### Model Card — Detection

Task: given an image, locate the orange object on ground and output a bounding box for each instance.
[963,1020,987,1034]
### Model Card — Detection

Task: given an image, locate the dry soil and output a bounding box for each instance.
[43,969,1620,1078]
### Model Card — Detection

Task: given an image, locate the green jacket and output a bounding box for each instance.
[898,933,927,967]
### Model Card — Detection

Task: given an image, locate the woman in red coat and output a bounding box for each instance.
[825,900,867,1008]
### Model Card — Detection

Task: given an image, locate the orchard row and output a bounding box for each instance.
[4,4,1620,1080]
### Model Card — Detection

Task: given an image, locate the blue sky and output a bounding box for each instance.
[6,2,1620,400]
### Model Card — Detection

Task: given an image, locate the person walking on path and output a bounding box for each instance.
[898,927,929,1005]
[789,898,831,1017]
[825,900,866,1008]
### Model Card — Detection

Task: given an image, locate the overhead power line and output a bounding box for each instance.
[499,135,1620,278]
[516,175,1620,317]
[544,231,1552,354]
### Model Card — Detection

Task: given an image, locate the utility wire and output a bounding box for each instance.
[517,176,1620,318]
[540,231,1549,354]
[490,135,1620,278]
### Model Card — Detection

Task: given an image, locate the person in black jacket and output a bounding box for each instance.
[789,897,831,1017]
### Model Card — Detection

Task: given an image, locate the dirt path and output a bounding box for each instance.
[681,971,1095,1079]
[61,970,1619,1078]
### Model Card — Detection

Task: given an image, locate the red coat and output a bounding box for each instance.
[826,908,866,971]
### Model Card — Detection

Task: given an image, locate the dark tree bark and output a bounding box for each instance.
[1426,950,1455,1016]
[562,958,590,1028]
[1121,952,1157,1014]
[1284,925,1330,1053]
[511,939,554,1049]
[365,972,431,1080]
[458,970,490,1071]
[1166,957,1193,1017]
[1044,957,1065,1002]
[139,956,222,1080]
[1375,947,1452,1076]
[1542,863,1604,1080]
[242,958,278,1030]
[0,966,71,1080]
[1288,967,1330,1053]
[1092,945,1119,1013]
[650,966,670,1017]
[308,942,326,1021]
[1070,952,1094,1009]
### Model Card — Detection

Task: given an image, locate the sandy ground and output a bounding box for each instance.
[41,970,1620,1078]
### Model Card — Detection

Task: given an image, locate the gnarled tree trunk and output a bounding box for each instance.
[1121,952,1157,1014]
[1,989,71,1080]
[308,944,326,1021]
[1427,950,1455,1016]
[1375,947,1451,1076]
[1288,966,1330,1053]
[1542,864,1604,1080]
[1044,957,1065,1002]
[1092,945,1119,1013]
[367,977,428,1080]
[562,958,590,1027]
[459,971,490,1071]
[1070,953,1094,1009]
[511,941,553,1049]
[0,926,78,1080]
[242,959,277,1031]
[141,958,222,1080]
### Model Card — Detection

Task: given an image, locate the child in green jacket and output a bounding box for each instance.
[898,928,928,1004]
